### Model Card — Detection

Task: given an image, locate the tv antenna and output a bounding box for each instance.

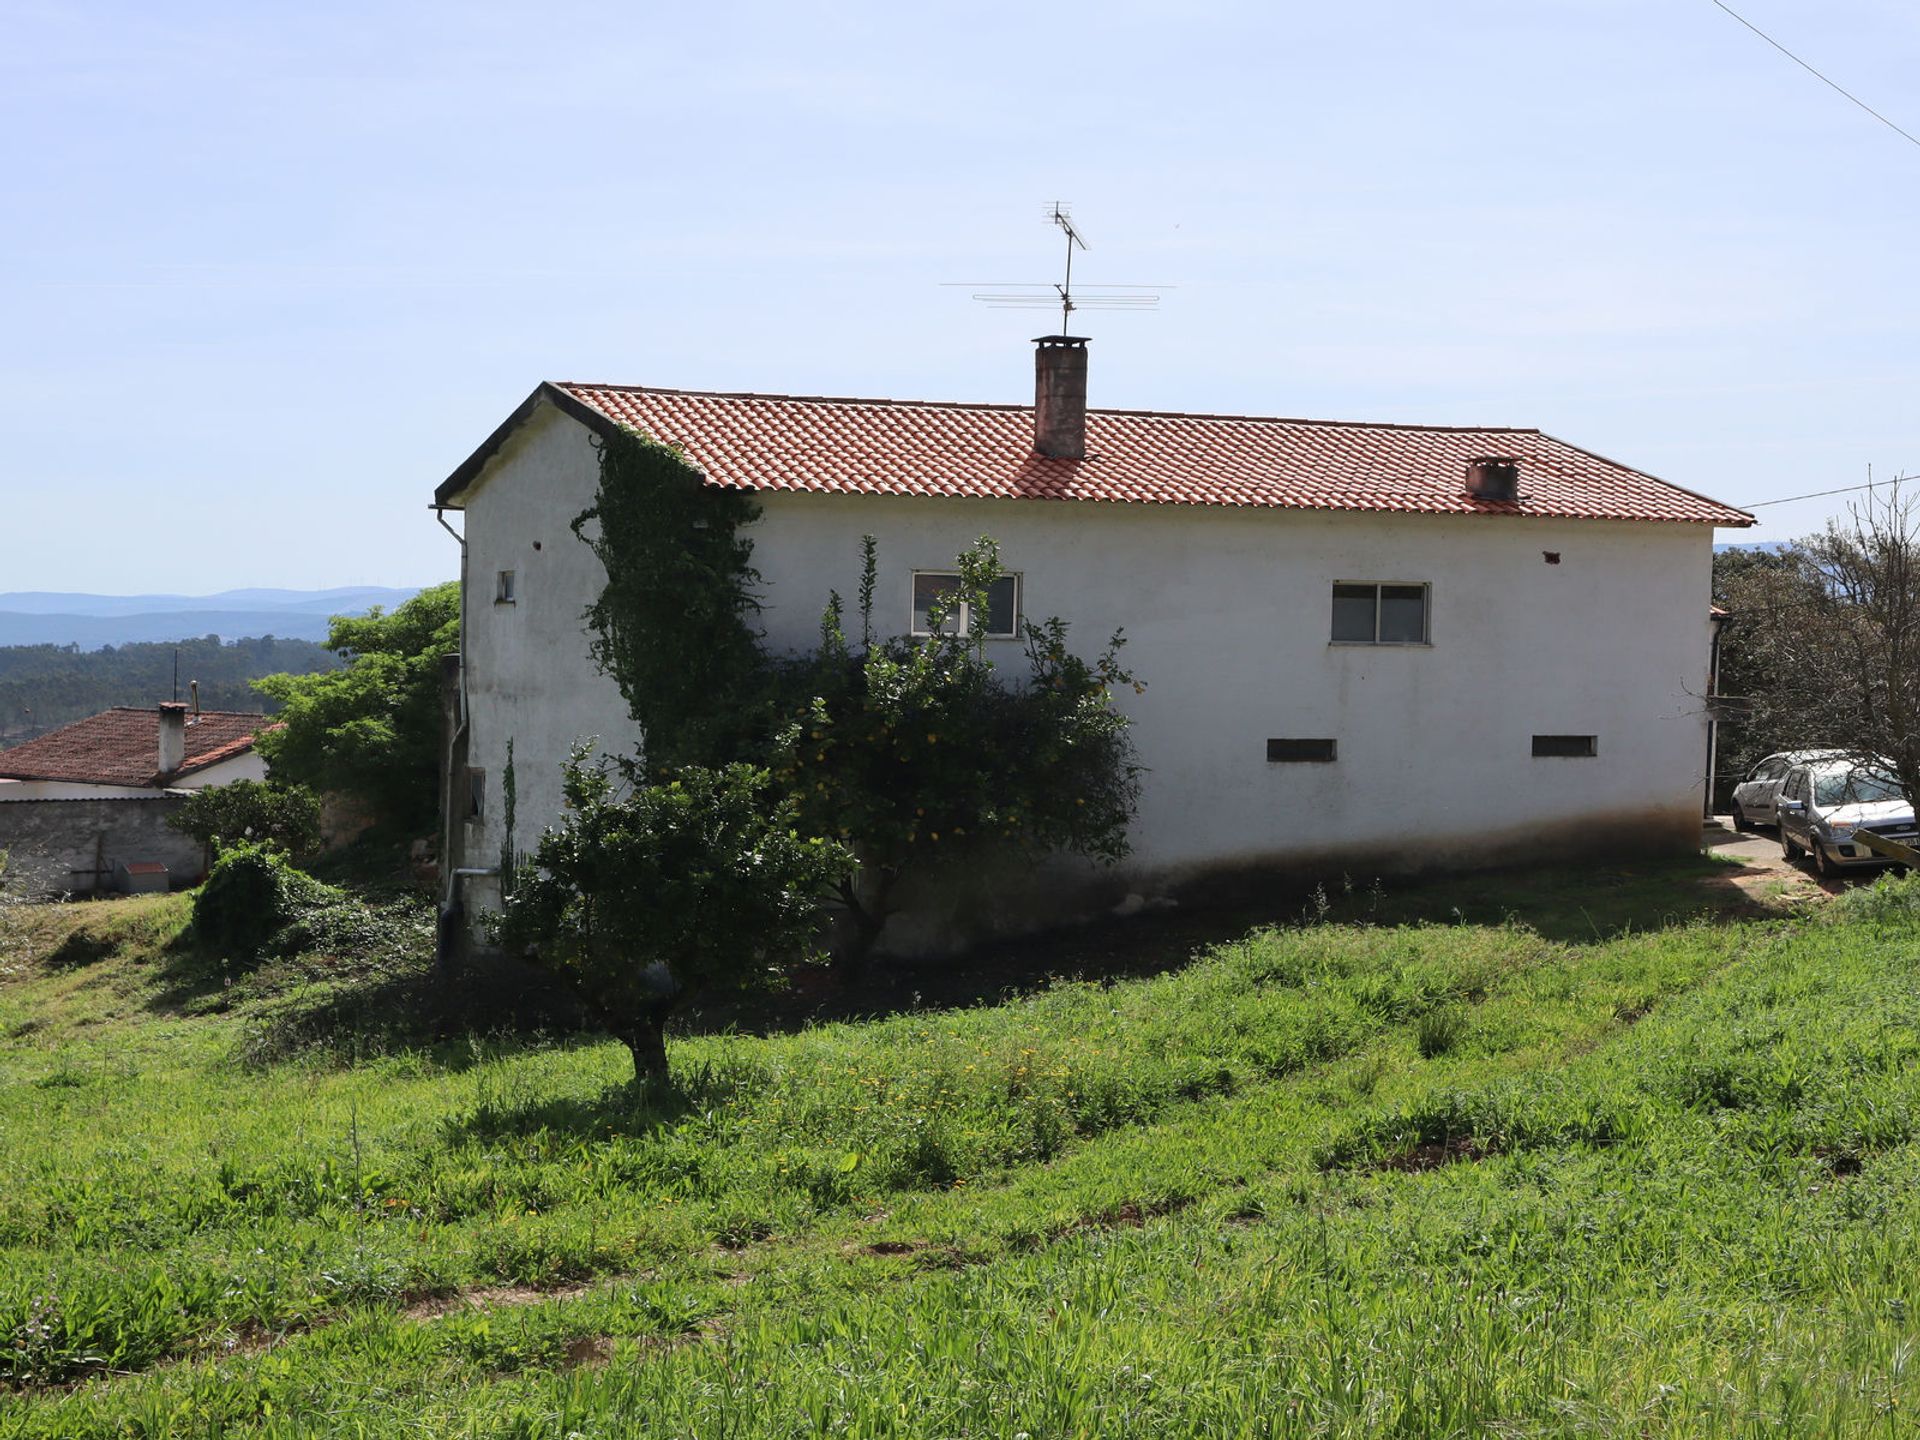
[946,203,1167,333]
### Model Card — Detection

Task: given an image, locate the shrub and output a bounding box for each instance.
[1828,867,1920,925]
[168,779,322,860]
[189,841,346,962]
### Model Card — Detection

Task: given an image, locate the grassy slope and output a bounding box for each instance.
[1,858,1916,1435]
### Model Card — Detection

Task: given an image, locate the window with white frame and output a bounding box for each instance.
[911,571,1021,639]
[495,570,517,604]
[1331,582,1429,644]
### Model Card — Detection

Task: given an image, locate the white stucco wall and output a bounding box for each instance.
[743,495,1712,884]
[457,403,645,902]
[0,780,169,801]
[452,402,1717,942]
[176,751,268,789]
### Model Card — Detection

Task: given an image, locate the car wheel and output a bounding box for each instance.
[1782,827,1801,861]
[1812,840,1834,879]
[1732,803,1751,832]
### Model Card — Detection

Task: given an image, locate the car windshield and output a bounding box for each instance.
[1812,766,1907,808]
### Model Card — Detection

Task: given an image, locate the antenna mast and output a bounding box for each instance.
[1049,202,1087,334]
[945,203,1167,329]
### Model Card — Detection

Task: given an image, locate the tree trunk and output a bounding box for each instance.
[620,1014,671,1088]
[833,869,893,981]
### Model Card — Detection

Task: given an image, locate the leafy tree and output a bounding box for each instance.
[252,583,459,833]
[1716,485,1920,805]
[771,537,1142,960]
[493,754,851,1084]
[168,780,323,860]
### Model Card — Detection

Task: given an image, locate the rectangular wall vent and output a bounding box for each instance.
[1531,734,1597,758]
[1267,738,1337,763]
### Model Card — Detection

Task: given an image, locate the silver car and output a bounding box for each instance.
[1777,758,1919,877]
[1730,748,1846,830]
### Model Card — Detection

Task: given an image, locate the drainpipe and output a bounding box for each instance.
[431,504,474,968]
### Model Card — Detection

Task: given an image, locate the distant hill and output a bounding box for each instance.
[0,634,341,747]
[0,587,432,648]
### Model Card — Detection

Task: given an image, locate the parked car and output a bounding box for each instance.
[1731,749,1848,830]
[1776,757,1919,877]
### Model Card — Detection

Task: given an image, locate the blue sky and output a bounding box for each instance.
[4,0,1917,593]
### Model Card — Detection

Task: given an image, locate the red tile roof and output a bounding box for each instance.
[0,709,275,788]
[437,382,1753,526]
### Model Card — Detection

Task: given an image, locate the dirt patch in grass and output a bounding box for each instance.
[1814,1147,1866,1178]
[1375,1136,1487,1173]
[561,1335,613,1370]
[401,1281,594,1323]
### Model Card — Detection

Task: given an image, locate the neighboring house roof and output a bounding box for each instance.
[0,709,274,788]
[435,381,1755,527]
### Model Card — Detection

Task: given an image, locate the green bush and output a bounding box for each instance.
[168,779,322,859]
[1828,867,1920,925]
[189,841,346,962]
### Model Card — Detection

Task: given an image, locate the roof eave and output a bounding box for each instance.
[432,382,627,509]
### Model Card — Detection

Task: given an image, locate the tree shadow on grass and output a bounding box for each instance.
[684,851,1786,1039]
[221,851,1799,1082]
[438,1051,753,1144]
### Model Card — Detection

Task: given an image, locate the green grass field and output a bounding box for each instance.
[2,854,1917,1436]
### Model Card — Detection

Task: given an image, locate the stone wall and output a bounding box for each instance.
[0,797,204,896]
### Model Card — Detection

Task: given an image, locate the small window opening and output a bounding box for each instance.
[911,571,1021,638]
[495,570,517,604]
[466,767,486,820]
[1267,738,1337,763]
[1331,582,1429,644]
[1532,734,1597,758]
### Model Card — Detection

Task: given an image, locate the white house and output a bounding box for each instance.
[431,339,1753,953]
[0,703,274,893]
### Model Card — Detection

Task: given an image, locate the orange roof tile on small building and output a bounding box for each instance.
[0,709,277,788]
[435,382,1755,527]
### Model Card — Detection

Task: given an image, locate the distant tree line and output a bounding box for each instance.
[1714,483,1920,807]
[0,635,339,747]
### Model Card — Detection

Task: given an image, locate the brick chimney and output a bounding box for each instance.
[157,702,188,779]
[1465,455,1520,502]
[1033,335,1090,460]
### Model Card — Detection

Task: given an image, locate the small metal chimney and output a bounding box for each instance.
[157,702,188,779]
[1033,335,1090,460]
[1465,455,1520,502]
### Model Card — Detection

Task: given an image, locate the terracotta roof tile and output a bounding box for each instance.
[0,709,276,788]
[520,384,1752,527]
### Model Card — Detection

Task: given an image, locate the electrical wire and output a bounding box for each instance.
[1709,0,1920,152]
[1736,474,1919,510]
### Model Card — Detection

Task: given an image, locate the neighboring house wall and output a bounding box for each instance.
[176,752,267,789]
[0,780,174,800]
[0,753,263,801]
[0,797,201,895]
[453,408,1714,950]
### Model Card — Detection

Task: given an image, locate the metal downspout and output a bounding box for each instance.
[432,505,474,942]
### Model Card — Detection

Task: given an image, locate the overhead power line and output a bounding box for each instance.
[1709,0,1920,152]
[1737,474,1918,510]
